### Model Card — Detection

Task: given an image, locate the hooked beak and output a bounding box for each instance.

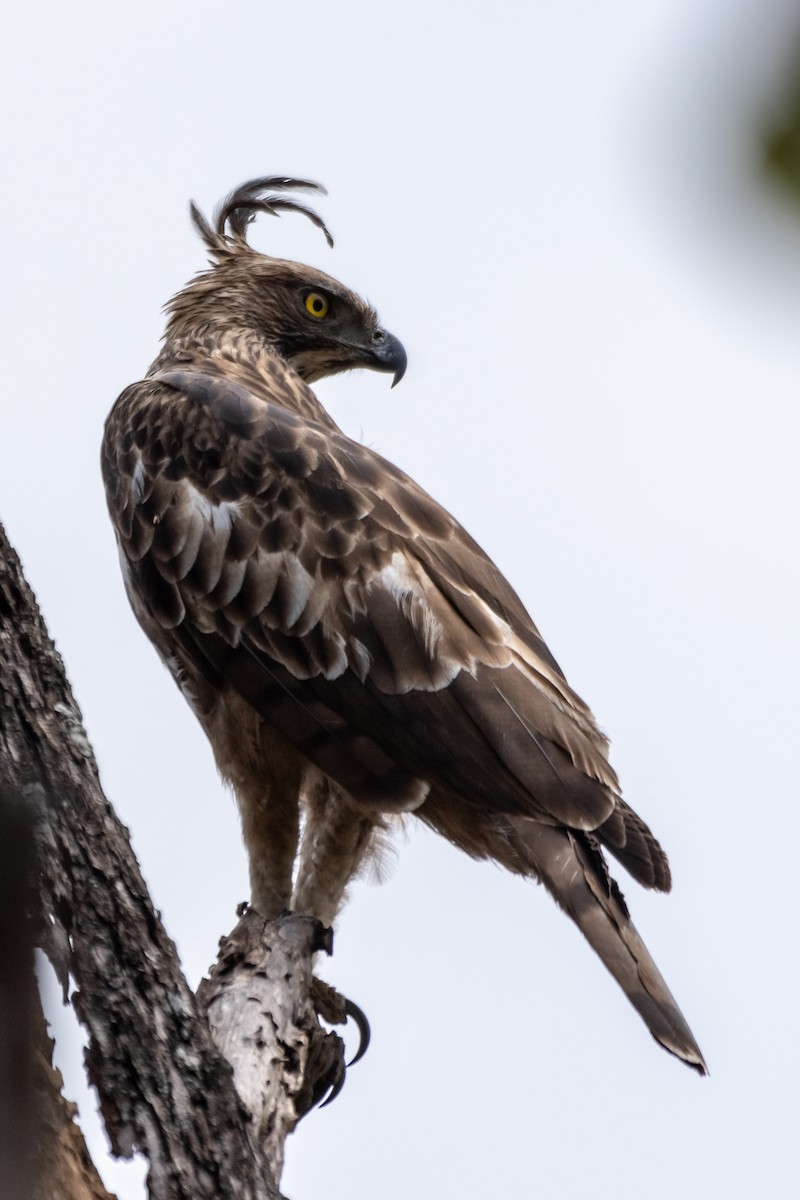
[368,329,407,387]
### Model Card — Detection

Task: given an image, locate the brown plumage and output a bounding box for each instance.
[102,176,705,1073]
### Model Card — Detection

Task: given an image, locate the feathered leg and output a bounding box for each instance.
[202,693,303,918]
[293,770,377,926]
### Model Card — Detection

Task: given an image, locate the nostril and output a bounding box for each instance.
[372,329,386,343]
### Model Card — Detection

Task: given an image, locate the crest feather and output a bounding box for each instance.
[189,176,334,259]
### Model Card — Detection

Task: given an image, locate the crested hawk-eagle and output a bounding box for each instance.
[102,177,705,1073]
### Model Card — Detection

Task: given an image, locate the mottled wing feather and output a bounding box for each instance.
[102,365,668,885]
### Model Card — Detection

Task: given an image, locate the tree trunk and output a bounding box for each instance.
[0,521,346,1198]
[0,779,114,1200]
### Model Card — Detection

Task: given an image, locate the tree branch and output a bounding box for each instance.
[198,911,345,1182]
[0,521,312,1199]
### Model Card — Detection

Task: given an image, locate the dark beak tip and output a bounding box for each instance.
[389,339,408,388]
[373,330,407,388]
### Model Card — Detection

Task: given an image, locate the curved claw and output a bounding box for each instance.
[318,1067,346,1109]
[317,998,371,1109]
[344,997,371,1067]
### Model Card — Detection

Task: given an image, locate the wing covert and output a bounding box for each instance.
[103,365,625,836]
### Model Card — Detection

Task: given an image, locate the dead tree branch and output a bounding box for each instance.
[0,521,345,1198]
[198,911,345,1182]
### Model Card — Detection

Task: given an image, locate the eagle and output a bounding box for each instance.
[102,176,705,1074]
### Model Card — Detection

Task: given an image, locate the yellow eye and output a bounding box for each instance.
[305,292,329,319]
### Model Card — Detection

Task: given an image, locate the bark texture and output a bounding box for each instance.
[0,774,115,1200]
[198,911,345,1182]
[32,1006,118,1200]
[0,521,288,1200]
[0,777,40,1200]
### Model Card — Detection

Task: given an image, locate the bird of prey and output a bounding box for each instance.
[102,176,705,1073]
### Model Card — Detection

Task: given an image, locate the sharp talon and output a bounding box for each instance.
[319,1067,346,1109]
[310,979,371,1080]
[344,997,371,1066]
[316,997,369,1108]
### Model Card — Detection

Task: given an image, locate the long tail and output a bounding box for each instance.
[507,817,706,1073]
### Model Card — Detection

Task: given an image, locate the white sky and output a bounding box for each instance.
[5,1,800,1197]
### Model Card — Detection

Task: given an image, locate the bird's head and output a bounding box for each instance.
[164,177,406,387]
